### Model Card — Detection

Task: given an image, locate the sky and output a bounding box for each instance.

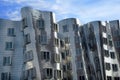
[0,0,120,23]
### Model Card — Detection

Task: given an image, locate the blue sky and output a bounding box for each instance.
[0,0,120,23]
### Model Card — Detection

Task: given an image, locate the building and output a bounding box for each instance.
[0,7,120,80]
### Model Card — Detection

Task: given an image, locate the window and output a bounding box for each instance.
[53,23,59,32]
[54,70,61,79]
[61,52,66,60]
[6,42,13,50]
[54,54,60,62]
[24,68,36,79]
[112,64,118,71]
[64,37,70,44]
[79,76,85,80]
[103,38,108,44]
[110,52,115,59]
[44,68,53,79]
[107,35,111,39]
[24,34,31,44]
[67,62,72,70]
[65,49,70,56]
[104,50,109,57]
[73,24,78,31]
[24,50,33,62]
[63,25,68,32]
[63,65,67,72]
[107,76,112,80]
[38,19,44,29]
[8,28,15,36]
[105,63,111,70]
[109,40,113,47]
[39,31,47,45]
[22,18,27,28]
[115,41,120,47]
[3,57,11,66]
[1,72,11,80]
[60,40,64,47]
[41,51,50,61]
[54,38,59,46]
[114,77,120,80]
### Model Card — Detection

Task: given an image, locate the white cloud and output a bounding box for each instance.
[2,0,120,23]
[6,10,21,21]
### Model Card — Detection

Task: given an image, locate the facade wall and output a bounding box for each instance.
[0,19,23,80]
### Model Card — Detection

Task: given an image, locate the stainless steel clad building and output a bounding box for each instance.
[0,7,120,80]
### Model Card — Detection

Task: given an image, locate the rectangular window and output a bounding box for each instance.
[8,28,15,36]
[41,51,50,61]
[103,38,108,44]
[112,64,118,71]
[6,42,14,50]
[65,49,70,56]
[3,57,11,66]
[53,23,59,32]
[105,63,111,70]
[63,25,68,32]
[24,34,31,44]
[114,77,120,80]
[54,54,60,63]
[25,68,36,78]
[54,38,59,46]
[60,40,64,47]
[79,76,85,80]
[38,19,44,29]
[61,52,66,60]
[67,62,72,70]
[107,76,112,80]
[109,40,113,47]
[1,72,11,80]
[44,68,52,79]
[104,50,109,57]
[54,70,61,79]
[110,52,115,59]
[24,50,33,62]
[63,65,67,72]
[22,18,28,28]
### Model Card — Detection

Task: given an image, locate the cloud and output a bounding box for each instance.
[6,10,21,20]
[1,0,120,23]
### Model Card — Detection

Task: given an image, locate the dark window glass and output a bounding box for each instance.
[3,57,11,66]
[107,76,112,80]
[110,52,115,59]
[38,19,44,29]
[6,42,13,50]
[41,51,50,61]
[105,63,111,70]
[104,50,109,57]
[103,38,108,44]
[112,64,118,71]
[24,34,31,44]
[8,28,15,36]
[63,25,68,32]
